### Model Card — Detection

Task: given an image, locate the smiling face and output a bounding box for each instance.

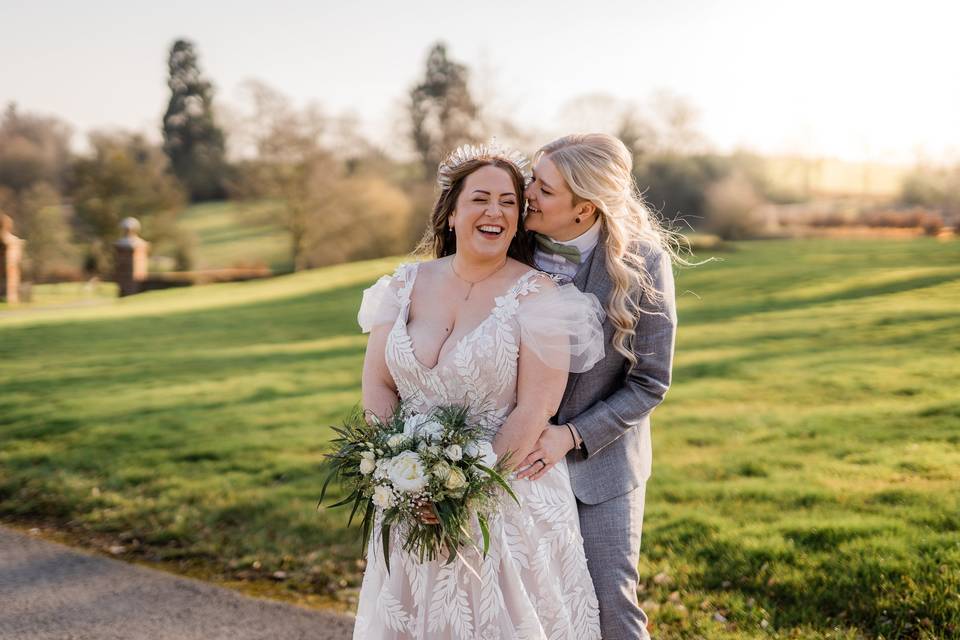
[524,155,596,241]
[449,165,520,261]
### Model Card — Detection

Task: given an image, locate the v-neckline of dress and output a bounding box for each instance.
[396,263,539,373]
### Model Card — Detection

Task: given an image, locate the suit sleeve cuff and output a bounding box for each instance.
[567,400,628,459]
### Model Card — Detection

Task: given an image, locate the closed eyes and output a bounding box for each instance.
[472,198,517,205]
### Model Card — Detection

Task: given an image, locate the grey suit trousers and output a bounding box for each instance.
[577,483,650,640]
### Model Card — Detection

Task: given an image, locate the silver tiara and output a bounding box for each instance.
[437,138,532,190]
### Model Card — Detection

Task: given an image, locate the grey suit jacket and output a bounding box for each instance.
[558,236,677,505]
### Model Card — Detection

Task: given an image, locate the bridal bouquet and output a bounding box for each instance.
[318,403,518,571]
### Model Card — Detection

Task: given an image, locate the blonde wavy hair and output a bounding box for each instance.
[536,133,688,364]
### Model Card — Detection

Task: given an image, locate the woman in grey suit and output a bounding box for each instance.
[516,133,681,639]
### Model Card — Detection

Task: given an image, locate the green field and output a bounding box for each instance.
[176,200,292,272]
[1,238,959,639]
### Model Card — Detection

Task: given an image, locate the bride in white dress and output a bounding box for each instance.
[353,142,604,639]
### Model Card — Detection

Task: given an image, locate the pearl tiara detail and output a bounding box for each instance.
[437,138,532,190]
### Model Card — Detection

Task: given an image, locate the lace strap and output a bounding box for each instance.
[508,269,551,300]
[393,262,419,306]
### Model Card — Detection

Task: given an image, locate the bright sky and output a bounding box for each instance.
[1,0,955,163]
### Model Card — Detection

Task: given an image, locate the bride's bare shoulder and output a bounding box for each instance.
[412,256,453,280]
[503,257,537,279]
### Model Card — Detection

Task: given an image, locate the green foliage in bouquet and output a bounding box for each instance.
[319,403,519,573]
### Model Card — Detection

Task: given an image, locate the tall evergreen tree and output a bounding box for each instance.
[162,39,227,201]
[409,43,482,178]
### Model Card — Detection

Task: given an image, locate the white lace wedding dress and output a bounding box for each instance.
[352,262,604,640]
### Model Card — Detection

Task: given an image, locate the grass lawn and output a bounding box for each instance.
[1,238,958,639]
[176,200,292,273]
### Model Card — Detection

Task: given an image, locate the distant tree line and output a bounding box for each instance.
[1,39,956,285]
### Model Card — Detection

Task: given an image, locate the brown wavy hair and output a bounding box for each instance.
[415,158,535,265]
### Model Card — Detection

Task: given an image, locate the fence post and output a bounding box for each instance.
[113,217,149,297]
[0,213,25,304]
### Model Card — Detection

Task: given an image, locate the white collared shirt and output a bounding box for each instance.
[533,217,602,281]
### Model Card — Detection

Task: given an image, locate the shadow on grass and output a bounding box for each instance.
[680,269,960,325]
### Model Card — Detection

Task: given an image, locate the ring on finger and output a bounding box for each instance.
[536,459,547,469]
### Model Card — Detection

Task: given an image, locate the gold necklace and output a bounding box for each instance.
[450,257,509,301]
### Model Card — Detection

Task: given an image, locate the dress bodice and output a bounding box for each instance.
[384,262,549,431]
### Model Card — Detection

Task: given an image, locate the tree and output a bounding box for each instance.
[70,131,185,274]
[303,175,412,266]
[162,39,227,201]
[0,104,76,279]
[634,154,730,226]
[409,43,482,178]
[228,80,414,270]
[0,103,72,196]
[228,80,335,271]
[704,171,767,240]
[18,181,77,281]
[901,164,960,225]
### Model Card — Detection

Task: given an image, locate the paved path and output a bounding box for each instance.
[0,526,355,640]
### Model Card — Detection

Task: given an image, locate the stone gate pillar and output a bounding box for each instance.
[0,213,25,304]
[113,217,149,297]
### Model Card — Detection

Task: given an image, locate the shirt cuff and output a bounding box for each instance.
[566,422,586,455]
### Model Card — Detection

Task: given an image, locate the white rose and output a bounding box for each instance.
[386,451,428,493]
[477,441,497,468]
[359,457,376,475]
[431,461,451,481]
[444,444,462,461]
[424,421,445,441]
[464,441,480,459]
[445,467,467,490]
[402,414,429,435]
[386,433,408,449]
[403,414,444,442]
[372,485,395,508]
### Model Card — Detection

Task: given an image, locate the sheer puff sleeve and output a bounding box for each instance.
[357,270,404,333]
[517,280,606,373]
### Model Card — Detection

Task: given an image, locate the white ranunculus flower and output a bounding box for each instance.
[431,460,451,480]
[386,451,428,493]
[444,444,462,461]
[372,485,395,508]
[386,433,408,449]
[359,457,376,475]
[445,467,467,490]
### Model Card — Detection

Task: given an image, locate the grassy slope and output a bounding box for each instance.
[1,239,958,639]
[177,200,291,272]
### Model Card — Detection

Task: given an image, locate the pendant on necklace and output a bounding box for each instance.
[464,284,473,301]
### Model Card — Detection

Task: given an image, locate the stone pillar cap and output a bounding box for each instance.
[0,212,23,243]
[115,216,148,248]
